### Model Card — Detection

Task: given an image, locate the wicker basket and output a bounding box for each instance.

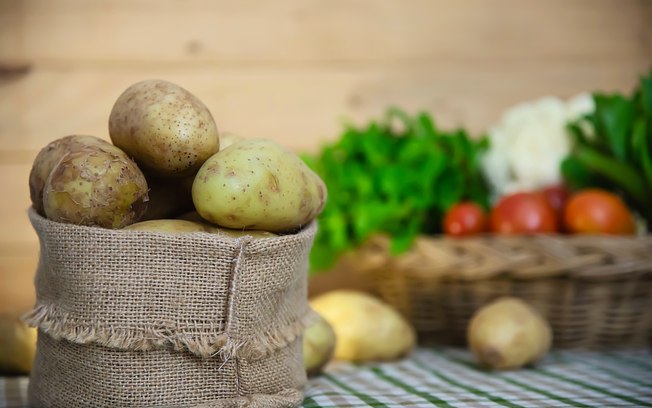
[350,234,652,349]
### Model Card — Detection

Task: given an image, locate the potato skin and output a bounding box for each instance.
[29,135,112,215]
[304,313,336,377]
[192,138,327,232]
[310,290,415,362]
[0,315,37,375]
[467,297,552,370]
[210,226,278,239]
[42,146,149,229]
[124,219,211,233]
[176,212,278,238]
[108,79,219,178]
[219,132,244,150]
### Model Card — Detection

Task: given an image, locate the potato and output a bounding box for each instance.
[0,315,37,375]
[219,132,244,150]
[310,290,415,362]
[43,146,149,228]
[303,313,336,377]
[29,135,112,215]
[124,219,211,233]
[192,138,327,232]
[108,79,219,178]
[210,227,278,239]
[176,211,278,238]
[140,175,194,221]
[467,297,552,370]
[132,214,277,239]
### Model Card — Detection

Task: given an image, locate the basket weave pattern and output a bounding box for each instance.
[352,234,652,349]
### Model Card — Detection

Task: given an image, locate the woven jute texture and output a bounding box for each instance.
[26,208,317,408]
[351,233,652,349]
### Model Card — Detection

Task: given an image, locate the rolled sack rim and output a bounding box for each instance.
[25,207,319,360]
[27,207,318,247]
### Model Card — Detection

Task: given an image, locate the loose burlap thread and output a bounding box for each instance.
[26,208,317,408]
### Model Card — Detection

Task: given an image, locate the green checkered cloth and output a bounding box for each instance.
[304,348,652,407]
[2,348,651,407]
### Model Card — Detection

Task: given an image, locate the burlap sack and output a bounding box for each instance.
[26,208,317,408]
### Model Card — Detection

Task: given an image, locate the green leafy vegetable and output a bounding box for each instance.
[563,69,652,228]
[302,108,491,272]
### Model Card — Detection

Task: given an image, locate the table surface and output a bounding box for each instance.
[2,347,651,408]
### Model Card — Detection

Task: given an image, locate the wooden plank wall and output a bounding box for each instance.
[1,0,651,313]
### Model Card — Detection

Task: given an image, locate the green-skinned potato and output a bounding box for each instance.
[29,135,112,215]
[43,147,149,228]
[176,211,279,239]
[304,313,336,377]
[467,297,552,370]
[108,79,219,178]
[219,132,244,150]
[140,175,194,221]
[124,219,211,233]
[310,290,416,362]
[192,138,327,232]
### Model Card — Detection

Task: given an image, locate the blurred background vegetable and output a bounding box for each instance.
[563,189,636,235]
[490,192,558,234]
[563,70,652,230]
[303,109,490,270]
[443,202,488,237]
[481,94,594,200]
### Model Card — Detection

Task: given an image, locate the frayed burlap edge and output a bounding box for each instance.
[25,305,319,360]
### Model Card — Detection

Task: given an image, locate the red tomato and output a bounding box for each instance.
[563,189,636,234]
[540,184,570,214]
[443,202,487,237]
[490,192,558,234]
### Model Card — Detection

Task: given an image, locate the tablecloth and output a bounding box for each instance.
[2,347,651,407]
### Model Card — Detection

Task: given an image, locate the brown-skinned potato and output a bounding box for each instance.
[29,135,112,215]
[108,79,219,178]
[42,146,149,229]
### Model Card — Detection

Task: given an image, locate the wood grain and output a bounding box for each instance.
[2,62,648,155]
[1,0,650,64]
[1,0,651,311]
[0,253,37,314]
